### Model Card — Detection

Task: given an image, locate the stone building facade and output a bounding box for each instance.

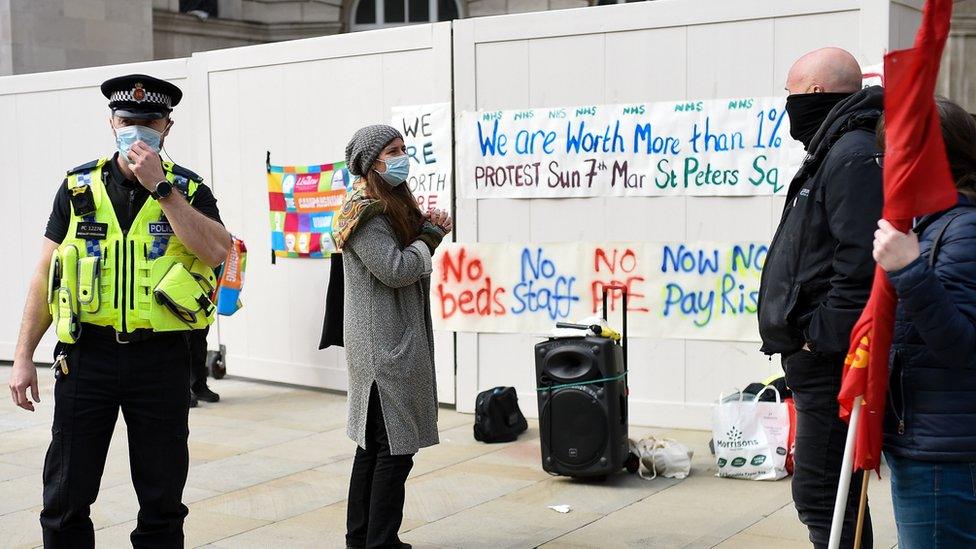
[0,0,154,76]
[1,0,975,113]
[150,1,599,60]
[0,0,608,75]
[152,0,342,60]
[938,0,976,113]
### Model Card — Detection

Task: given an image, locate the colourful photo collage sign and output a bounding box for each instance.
[267,161,352,259]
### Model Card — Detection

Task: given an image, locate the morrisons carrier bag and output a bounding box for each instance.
[712,386,789,481]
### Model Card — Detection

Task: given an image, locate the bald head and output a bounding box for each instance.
[786,47,863,94]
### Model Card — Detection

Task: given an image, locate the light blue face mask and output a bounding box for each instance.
[115,124,163,161]
[376,154,410,186]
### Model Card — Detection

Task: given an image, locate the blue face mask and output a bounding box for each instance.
[115,124,163,161]
[376,154,410,186]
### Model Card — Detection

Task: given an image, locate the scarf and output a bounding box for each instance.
[331,178,383,252]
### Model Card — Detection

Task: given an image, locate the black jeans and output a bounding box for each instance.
[784,349,873,549]
[346,384,415,549]
[189,327,209,391]
[40,331,192,549]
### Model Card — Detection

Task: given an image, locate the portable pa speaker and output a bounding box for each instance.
[535,287,631,478]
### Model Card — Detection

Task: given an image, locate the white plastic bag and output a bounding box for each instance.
[712,385,789,481]
[633,436,693,480]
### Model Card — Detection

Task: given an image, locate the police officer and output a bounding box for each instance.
[7,74,230,548]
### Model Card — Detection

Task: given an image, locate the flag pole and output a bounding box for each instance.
[828,395,862,549]
[854,470,871,548]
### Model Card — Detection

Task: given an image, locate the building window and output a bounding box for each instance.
[179,0,218,20]
[351,0,460,31]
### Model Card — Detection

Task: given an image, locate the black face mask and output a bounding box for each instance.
[785,92,852,149]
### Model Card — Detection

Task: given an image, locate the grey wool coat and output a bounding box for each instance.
[342,215,439,455]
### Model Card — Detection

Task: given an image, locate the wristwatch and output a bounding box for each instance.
[152,180,173,200]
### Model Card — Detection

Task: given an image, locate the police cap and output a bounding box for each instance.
[100,74,182,120]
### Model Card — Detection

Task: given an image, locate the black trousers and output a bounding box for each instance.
[40,331,192,549]
[346,384,414,549]
[784,349,873,549]
[189,327,209,391]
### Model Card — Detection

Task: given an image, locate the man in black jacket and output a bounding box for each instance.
[758,47,883,548]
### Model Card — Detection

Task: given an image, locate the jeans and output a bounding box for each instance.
[784,349,873,549]
[40,331,191,549]
[886,452,976,548]
[346,383,415,549]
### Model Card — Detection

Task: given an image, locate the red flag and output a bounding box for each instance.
[837,0,958,472]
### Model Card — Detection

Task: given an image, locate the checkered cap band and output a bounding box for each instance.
[110,89,172,108]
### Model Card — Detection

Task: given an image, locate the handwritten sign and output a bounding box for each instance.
[431,241,767,341]
[391,103,453,211]
[861,63,884,88]
[457,97,805,199]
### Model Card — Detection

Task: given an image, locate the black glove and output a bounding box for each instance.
[417,221,446,254]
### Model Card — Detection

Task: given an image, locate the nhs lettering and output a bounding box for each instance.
[458,97,804,199]
[431,241,766,342]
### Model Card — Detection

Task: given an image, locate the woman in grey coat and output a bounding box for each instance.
[333,124,452,549]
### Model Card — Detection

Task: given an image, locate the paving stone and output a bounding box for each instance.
[94,509,270,548]
[192,468,350,522]
[0,507,43,549]
[0,366,896,548]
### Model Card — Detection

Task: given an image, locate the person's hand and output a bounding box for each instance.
[426,209,453,234]
[8,357,39,412]
[873,219,920,272]
[126,141,167,193]
[438,212,454,234]
[426,209,439,222]
[425,208,444,225]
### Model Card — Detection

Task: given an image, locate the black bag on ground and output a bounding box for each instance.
[743,377,792,402]
[474,387,528,443]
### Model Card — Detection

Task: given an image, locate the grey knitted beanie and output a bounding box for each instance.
[345,124,403,177]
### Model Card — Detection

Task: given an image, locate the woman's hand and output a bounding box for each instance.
[426,209,454,234]
[873,219,920,272]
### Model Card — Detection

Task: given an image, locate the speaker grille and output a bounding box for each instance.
[543,346,598,383]
[540,388,608,468]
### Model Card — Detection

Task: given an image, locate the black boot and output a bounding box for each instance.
[193,384,220,403]
[189,391,198,408]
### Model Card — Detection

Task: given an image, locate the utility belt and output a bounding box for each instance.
[82,324,160,344]
[48,244,216,344]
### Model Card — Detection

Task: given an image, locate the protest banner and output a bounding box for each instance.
[457,97,805,199]
[432,241,767,341]
[392,103,454,211]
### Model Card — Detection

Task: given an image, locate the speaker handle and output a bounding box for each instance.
[602,286,608,320]
[602,284,628,372]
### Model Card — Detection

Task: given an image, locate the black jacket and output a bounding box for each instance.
[758,87,884,356]
[319,254,344,349]
[884,199,976,461]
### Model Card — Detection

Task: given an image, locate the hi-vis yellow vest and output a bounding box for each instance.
[48,158,217,343]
